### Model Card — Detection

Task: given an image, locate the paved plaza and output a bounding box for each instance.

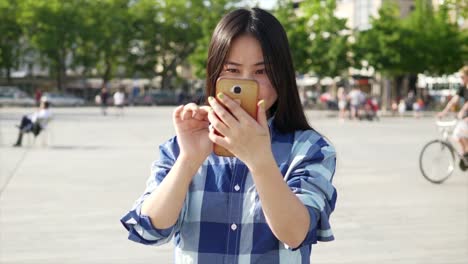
[1,106,467,264]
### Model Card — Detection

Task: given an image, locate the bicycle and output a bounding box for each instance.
[419,119,467,184]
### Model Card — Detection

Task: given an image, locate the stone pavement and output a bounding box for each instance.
[0,107,467,264]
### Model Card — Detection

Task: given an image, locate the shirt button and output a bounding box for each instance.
[234,184,240,191]
[231,223,237,231]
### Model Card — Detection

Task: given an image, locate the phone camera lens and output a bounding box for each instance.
[232,86,241,94]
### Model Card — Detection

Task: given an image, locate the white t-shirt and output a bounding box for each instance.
[28,109,52,128]
[348,90,362,106]
[114,92,125,106]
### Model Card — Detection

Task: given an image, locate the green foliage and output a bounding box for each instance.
[444,0,468,20]
[417,1,466,74]
[19,0,84,89]
[0,0,23,81]
[275,0,350,78]
[353,1,404,76]
[354,0,466,77]
[188,0,234,79]
[3,0,466,90]
[128,0,220,88]
[73,0,132,83]
[301,0,350,78]
[274,0,310,74]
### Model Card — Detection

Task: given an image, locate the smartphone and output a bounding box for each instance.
[213,77,259,157]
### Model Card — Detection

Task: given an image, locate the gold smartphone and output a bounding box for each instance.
[213,77,259,157]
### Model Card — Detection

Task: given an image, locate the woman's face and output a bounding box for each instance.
[219,34,278,111]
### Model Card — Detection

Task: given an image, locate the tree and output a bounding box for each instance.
[353,1,405,77]
[74,0,132,85]
[128,0,208,89]
[300,0,350,81]
[274,0,310,74]
[0,0,23,83]
[355,0,466,76]
[409,0,466,75]
[444,0,468,21]
[20,0,82,90]
[188,0,234,79]
[352,1,409,107]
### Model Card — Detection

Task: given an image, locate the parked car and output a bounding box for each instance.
[0,86,35,107]
[150,90,179,105]
[41,92,86,107]
[132,94,154,106]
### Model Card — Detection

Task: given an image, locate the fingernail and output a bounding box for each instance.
[258,100,265,109]
[208,96,214,102]
[217,93,224,100]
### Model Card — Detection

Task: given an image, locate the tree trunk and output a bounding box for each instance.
[160,73,172,90]
[408,74,417,94]
[6,68,12,84]
[56,49,67,91]
[57,61,67,91]
[56,66,62,91]
[381,76,392,111]
[160,64,177,90]
[395,75,404,100]
[103,56,112,87]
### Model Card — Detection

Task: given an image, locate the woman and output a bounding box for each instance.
[121,8,337,263]
[337,87,347,120]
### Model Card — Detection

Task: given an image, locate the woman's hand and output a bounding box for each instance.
[173,103,212,164]
[207,93,272,168]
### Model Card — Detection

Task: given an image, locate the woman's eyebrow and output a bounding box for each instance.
[225,61,265,66]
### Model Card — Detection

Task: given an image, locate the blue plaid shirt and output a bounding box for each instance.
[121,120,337,264]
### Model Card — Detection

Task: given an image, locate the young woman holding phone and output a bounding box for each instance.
[121,8,337,263]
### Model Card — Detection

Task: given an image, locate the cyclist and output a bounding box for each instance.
[437,66,468,170]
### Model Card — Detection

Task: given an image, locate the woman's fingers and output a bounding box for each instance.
[208,95,238,127]
[256,100,268,129]
[181,103,199,120]
[208,108,230,137]
[193,105,211,121]
[208,127,229,148]
[214,93,250,122]
[175,104,211,122]
[173,105,184,121]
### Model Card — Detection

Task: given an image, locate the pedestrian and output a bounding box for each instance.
[120,8,337,263]
[34,88,42,107]
[99,86,109,116]
[347,86,362,120]
[413,97,424,118]
[391,99,398,116]
[13,100,52,147]
[131,82,140,106]
[398,99,406,116]
[437,65,468,170]
[113,87,126,116]
[337,87,347,121]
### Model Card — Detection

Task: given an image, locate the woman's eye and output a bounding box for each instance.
[255,69,265,74]
[225,68,239,73]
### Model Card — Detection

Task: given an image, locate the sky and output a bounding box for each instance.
[239,0,278,10]
[257,0,278,10]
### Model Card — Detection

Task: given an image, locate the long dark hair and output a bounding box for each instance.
[205,8,311,133]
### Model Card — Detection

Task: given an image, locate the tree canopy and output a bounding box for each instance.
[0,0,466,91]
